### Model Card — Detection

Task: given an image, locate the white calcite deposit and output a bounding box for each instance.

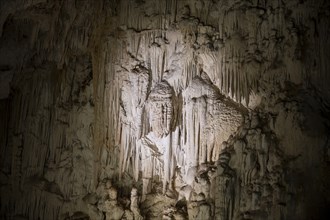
[0,0,329,219]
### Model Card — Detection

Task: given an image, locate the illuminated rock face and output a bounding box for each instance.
[148,81,174,138]
[0,0,330,220]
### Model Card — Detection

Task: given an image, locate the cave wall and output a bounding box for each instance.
[0,0,329,219]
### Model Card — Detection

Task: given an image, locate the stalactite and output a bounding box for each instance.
[0,1,329,219]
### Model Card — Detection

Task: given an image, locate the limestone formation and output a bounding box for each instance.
[98,186,125,220]
[0,0,329,219]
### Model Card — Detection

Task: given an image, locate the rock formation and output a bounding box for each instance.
[0,0,329,219]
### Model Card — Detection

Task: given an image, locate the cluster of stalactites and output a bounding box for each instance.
[116,58,244,198]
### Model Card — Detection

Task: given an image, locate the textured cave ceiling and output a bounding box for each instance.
[0,0,330,220]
